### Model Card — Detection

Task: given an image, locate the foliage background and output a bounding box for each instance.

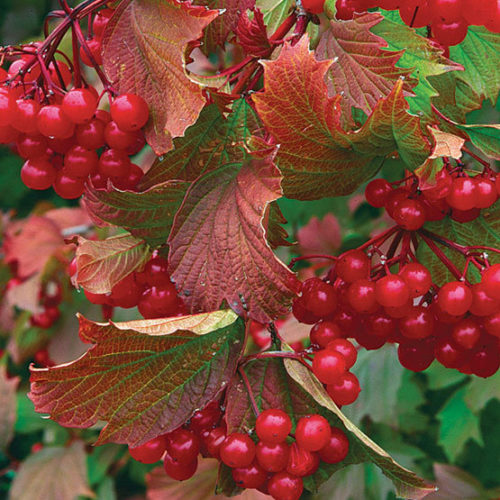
[0,1,499,499]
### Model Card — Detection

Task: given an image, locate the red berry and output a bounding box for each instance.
[98,148,131,178]
[75,118,106,150]
[312,349,347,384]
[450,207,481,223]
[310,321,344,348]
[189,401,222,433]
[232,461,268,489]
[53,173,85,199]
[16,134,49,159]
[435,335,466,369]
[0,89,15,127]
[37,105,74,139]
[302,0,325,13]
[326,371,361,406]
[422,168,452,200]
[470,349,500,378]
[326,339,357,369]
[365,178,392,208]
[470,282,499,316]
[364,311,396,339]
[80,38,103,66]
[256,441,290,472]
[165,428,200,464]
[12,99,41,134]
[375,274,410,308]
[110,93,149,132]
[399,262,432,297]
[104,120,146,154]
[391,198,427,230]
[432,17,468,46]
[129,435,167,463]
[483,312,500,338]
[398,339,435,371]
[204,426,226,459]
[336,250,371,283]
[20,158,56,190]
[93,8,114,37]
[268,472,303,500]
[474,177,497,208]
[286,442,320,477]
[430,0,464,21]
[109,273,143,308]
[300,278,337,318]
[163,453,197,481]
[295,414,331,452]
[446,177,477,210]
[436,281,472,316]
[63,145,98,178]
[451,318,481,350]
[399,306,435,339]
[481,264,500,300]
[219,433,256,468]
[462,0,495,25]
[138,283,179,319]
[399,1,433,27]
[292,298,321,324]
[62,88,98,124]
[255,409,292,444]
[318,427,349,464]
[347,279,378,313]
[335,0,355,19]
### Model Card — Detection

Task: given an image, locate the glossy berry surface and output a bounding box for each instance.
[129,436,167,464]
[255,409,292,444]
[295,414,332,452]
[312,349,347,384]
[219,433,256,468]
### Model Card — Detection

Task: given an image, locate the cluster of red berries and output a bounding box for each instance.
[129,402,349,500]
[79,8,115,68]
[71,253,186,320]
[6,276,62,330]
[330,0,499,46]
[365,168,499,228]
[293,248,500,377]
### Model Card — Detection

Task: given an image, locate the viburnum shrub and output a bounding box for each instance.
[0,0,499,497]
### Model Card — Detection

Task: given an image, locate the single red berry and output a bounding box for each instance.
[53,173,85,199]
[12,99,41,134]
[318,427,349,464]
[336,250,371,283]
[256,441,290,473]
[375,274,410,308]
[327,372,361,406]
[399,262,432,297]
[312,349,347,384]
[391,198,427,230]
[138,283,180,319]
[165,428,200,464]
[335,0,356,19]
[267,472,303,500]
[129,435,167,463]
[189,401,222,433]
[326,339,357,369]
[20,158,56,190]
[474,177,497,208]
[232,461,268,489]
[365,178,392,208]
[470,348,500,378]
[451,318,481,350]
[302,0,325,13]
[431,17,468,46]
[104,120,146,154]
[63,145,99,178]
[80,38,103,66]
[292,298,321,325]
[295,414,332,452]
[204,426,226,459]
[310,320,344,348]
[450,207,481,223]
[446,176,478,210]
[163,453,197,481]
[219,433,256,468]
[399,306,435,339]
[62,88,98,124]
[347,279,378,314]
[384,298,414,319]
[355,329,388,350]
[0,89,15,127]
[16,134,49,159]
[481,264,500,300]
[399,1,433,27]
[75,118,106,150]
[422,168,452,200]
[98,148,131,179]
[398,339,435,372]
[483,312,500,338]
[286,442,320,477]
[300,278,337,318]
[110,93,149,132]
[37,105,75,139]
[434,335,466,369]
[436,281,473,316]
[364,311,397,339]
[470,282,499,316]
[93,8,114,37]
[255,408,292,444]
[109,273,143,308]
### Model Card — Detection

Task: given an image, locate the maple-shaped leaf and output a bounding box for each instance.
[9,441,92,500]
[102,0,219,155]
[253,37,430,200]
[196,0,255,53]
[315,13,415,118]
[72,234,150,294]
[283,355,436,499]
[29,310,244,446]
[83,180,190,247]
[140,100,261,189]
[168,157,300,323]
[236,9,272,57]
[370,14,462,117]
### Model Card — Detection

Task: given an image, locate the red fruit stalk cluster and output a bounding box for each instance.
[128,401,350,500]
[292,166,500,379]
[0,7,149,197]
[71,253,186,320]
[330,0,499,47]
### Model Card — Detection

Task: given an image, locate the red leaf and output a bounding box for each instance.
[236,9,271,57]
[197,0,255,53]
[102,0,219,154]
[29,311,244,446]
[73,234,150,294]
[316,13,415,118]
[252,36,430,200]
[297,214,342,257]
[168,158,300,323]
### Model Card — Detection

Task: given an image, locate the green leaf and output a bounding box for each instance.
[343,344,404,425]
[29,310,244,447]
[83,180,190,248]
[15,392,49,434]
[87,444,124,487]
[140,100,261,189]
[464,370,500,413]
[449,27,500,105]
[437,387,483,461]
[425,362,467,391]
[255,0,293,35]
[417,206,500,286]
[73,234,150,294]
[455,123,500,160]
[9,441,92,500]
[283,355,436,499]
[370,13,462,116]
[253,37,430,200]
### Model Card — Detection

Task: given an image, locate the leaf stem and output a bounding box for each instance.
[289,254,337,268]
[418,231,463,281]
[238,366,260,417]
